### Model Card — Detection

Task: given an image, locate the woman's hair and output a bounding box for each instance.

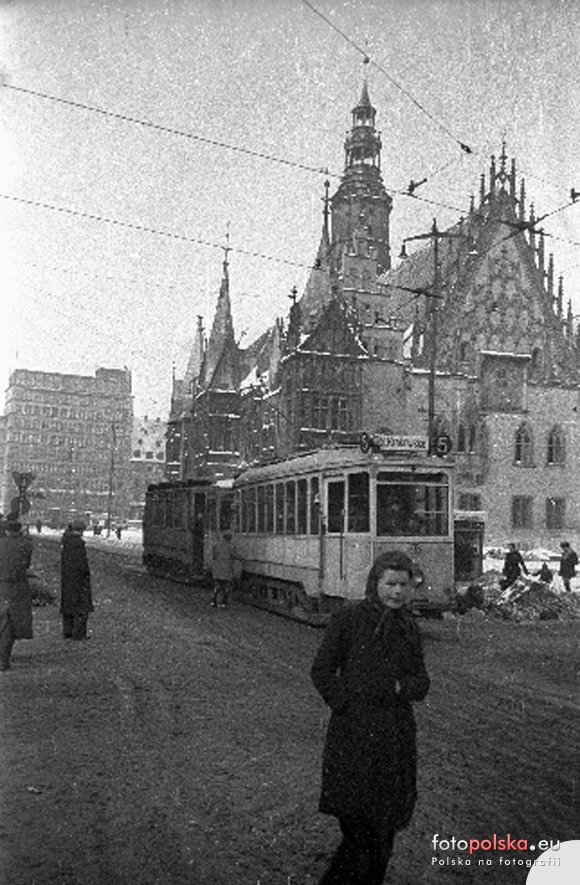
[365,550,414,600]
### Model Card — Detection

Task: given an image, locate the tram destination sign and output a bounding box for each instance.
[360,432,428,453]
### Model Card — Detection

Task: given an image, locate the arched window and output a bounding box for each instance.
[547,425,565,466]
[514,423,534,466]
[457,424,466,453]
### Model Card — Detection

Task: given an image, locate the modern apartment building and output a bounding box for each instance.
[1,367,133,527]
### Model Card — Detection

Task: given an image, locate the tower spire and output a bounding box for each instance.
[329,80,392,274]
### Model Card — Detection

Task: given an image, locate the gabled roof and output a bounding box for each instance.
[378,150,579,383]
[293,297,367,358]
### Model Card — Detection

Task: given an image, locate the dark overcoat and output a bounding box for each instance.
[60,533,93,616]
[559,548,578,579]
[311,600,430,831]
[502,550,526,585]
[0,535,34,638]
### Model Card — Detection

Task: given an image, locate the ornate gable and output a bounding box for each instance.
[298,298,366,358]
[380,147,580,386]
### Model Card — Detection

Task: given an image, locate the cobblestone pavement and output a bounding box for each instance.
[0,537,577,885]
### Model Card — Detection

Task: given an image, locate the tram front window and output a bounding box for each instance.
[376,472,449,536]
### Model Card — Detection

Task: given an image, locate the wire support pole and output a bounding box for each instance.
[106,424,117,538]
[401,218,464,452]
[428,226,440,449]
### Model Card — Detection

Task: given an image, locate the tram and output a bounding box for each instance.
[142,478,234,582]
[142,434,455,623]
[234,434,454,622]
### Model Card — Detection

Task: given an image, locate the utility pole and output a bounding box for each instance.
[401,218,473,452]
[106,424,116,537]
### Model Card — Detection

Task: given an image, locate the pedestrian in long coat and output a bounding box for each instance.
[558,541,578,592]
[0,520,34,671]
[311,550,430,885]
[210,531,235,608]
[60,521,93,640]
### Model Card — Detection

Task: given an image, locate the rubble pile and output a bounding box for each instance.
[458,573,580,621]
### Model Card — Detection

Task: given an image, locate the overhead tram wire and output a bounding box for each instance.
[4,81,444,200]
[2,83,339,179]
[0,192,318,271]
[3,82,480,206]
[301,0,472,156]
[3,184,579,294]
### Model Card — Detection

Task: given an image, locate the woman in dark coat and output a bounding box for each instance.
[60,521,93,640]
[311,550,430,885]
[0,520,34,671]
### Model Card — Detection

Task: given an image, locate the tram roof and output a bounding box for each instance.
[234,446,454,485]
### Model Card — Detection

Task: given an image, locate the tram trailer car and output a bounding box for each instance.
[143,479,233,582]
[234,443,455,623]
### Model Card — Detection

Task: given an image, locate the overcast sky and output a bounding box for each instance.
[2,0,580,417]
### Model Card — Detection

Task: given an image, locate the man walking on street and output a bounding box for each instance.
[0,519,34,672]
[559,541,578,592]
[60,520,93,639]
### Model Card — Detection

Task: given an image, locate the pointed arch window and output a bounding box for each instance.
[547,425,565,466]
[514,423,534,466]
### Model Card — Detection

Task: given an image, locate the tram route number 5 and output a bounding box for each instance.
[432,434,453,457]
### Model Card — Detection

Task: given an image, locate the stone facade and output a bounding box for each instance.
[128,416,167,520]
[173,85,580,552]
[1,368,133,527]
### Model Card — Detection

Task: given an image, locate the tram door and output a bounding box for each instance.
[190,492,206,576]
[323,474,371,599]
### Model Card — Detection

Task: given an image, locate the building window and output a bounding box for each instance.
[546,498,565,530]
[547,426,565,466]
[458,493,481,510]
[457,425,466,453]
[308,394,353,431]
[468,424,477,453]
[512,496,533,529]
[514,424,533,466]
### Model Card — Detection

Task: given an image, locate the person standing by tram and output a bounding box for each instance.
[310,550,430,885]
[210,531,235,608]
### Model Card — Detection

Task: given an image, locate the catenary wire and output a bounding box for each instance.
[301,0,472,154]
[2,83,340,179]
[3,81,456,199]
[0,192,318,271]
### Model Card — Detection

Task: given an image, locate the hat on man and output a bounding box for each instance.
[72,519,87,532]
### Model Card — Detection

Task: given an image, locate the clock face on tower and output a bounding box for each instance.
[480,355,527,412]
